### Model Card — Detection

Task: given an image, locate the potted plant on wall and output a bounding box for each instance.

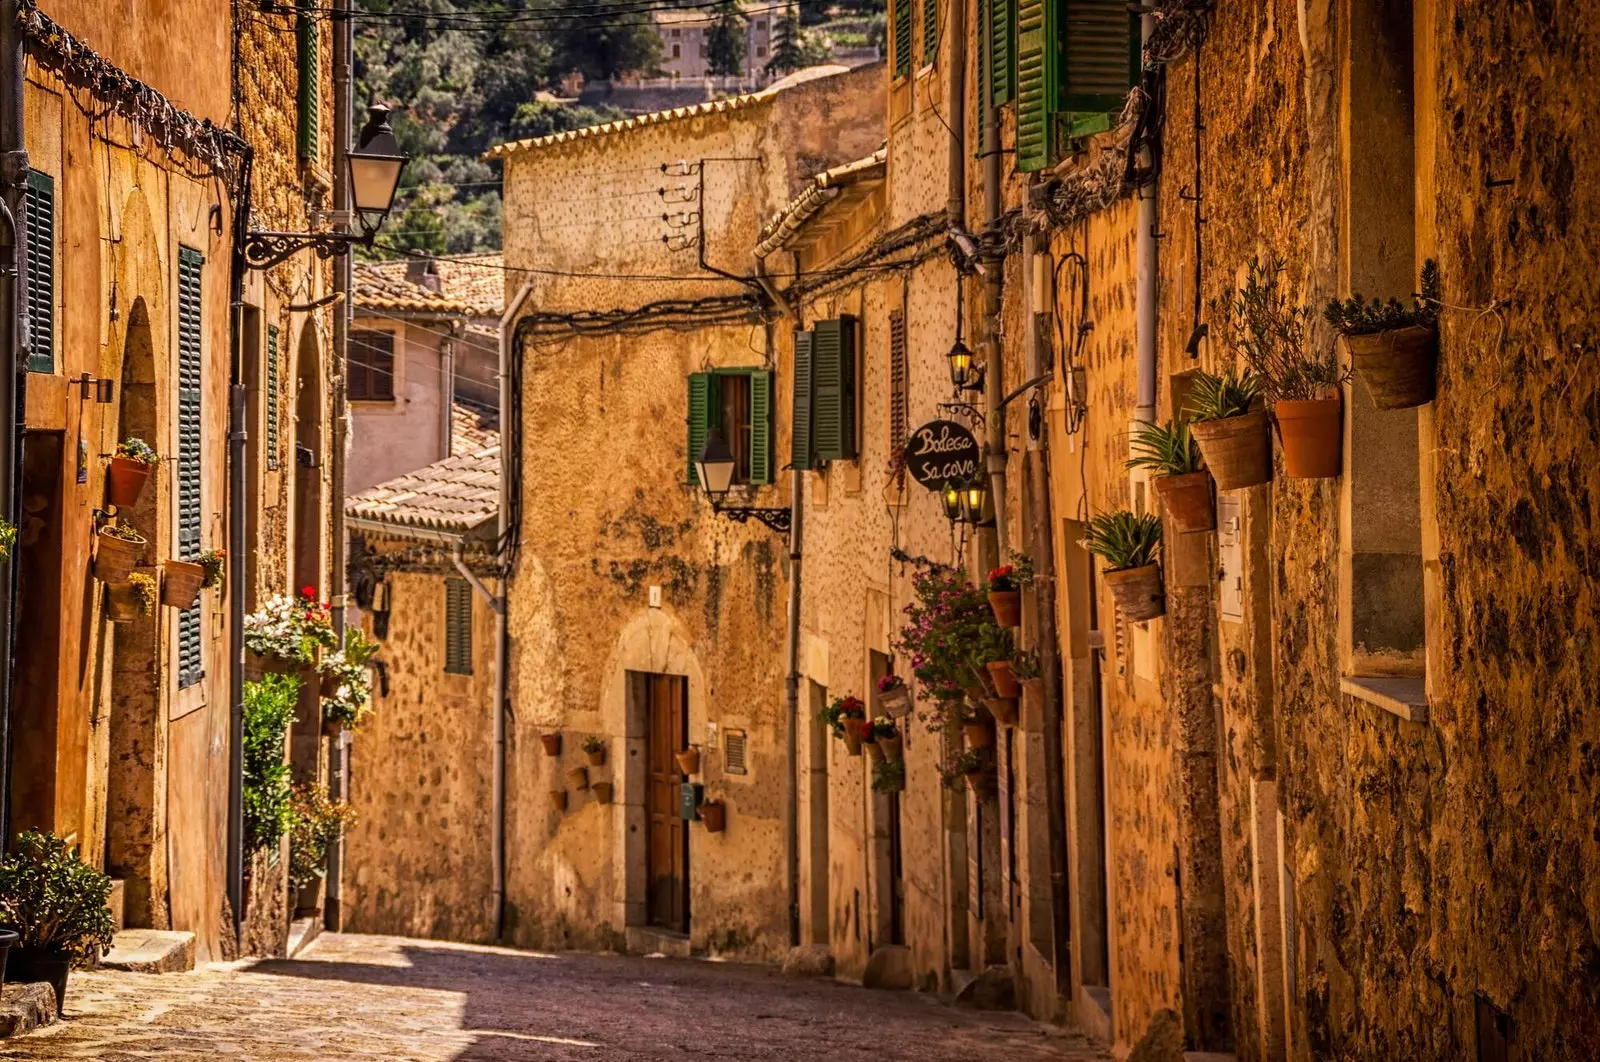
[871,716,903,762]
[161,558,207,609]
[698,800,726,833]
[0,831,116,1015]
[319,628,378,734]
[893,561,997,739]
[244,590,338,676]
[107,437,159,508]
[197,548,226,590]
[986,564,1022,627]
[105,571,157,624]
[1323,259,1440,409]
[93,522,147,585]
[876,673,911,717]
[675,745,702,775]
[1185,369,1270,490]
[1083,511,1165,622]
[971,623,1017,727]
[581,735,606,767]
[1128,420,1214,532]
[1219,255,1346,479]
[961,704,995,750]
[938,748,988,793]
[820,695,868,756]
[872,758,905,794]
[540,732,563,757]
[1012,649,1043,708]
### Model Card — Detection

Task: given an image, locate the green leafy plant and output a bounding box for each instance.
[871,758,905,794]
[246,589,337,665]
[1011,648,1040,681]
[0,831,116,965]
[1323,259,1441,336]
[937,748,985,790]
[1081,511,1163,572]
[893,563,1010,733]
[115,437,160,467]
[1006,552,1036,588]
[196,548,226,588]
[0,517,15,562]
[100,522,146,543]
[127,572,158,615]
[1215,255,1343,402]
[1185,368,1262,422]
[243,674,299,852]
[288,783,357,894]
[581,735,605,754]
[818,695,865,738]
[320,629,378,730]
[1127,420,1203,476]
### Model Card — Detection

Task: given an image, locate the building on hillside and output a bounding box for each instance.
[350,254,502,496]
[653,5,773,83]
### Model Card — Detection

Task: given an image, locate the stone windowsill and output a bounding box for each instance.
[1341,675,1428,725]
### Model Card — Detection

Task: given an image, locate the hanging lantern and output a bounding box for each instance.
[947,338,978,390]
[958,477,988,525]
[940,481,963,522]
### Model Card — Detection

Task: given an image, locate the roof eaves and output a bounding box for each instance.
[483,90,774,161]
[754,148,887,259]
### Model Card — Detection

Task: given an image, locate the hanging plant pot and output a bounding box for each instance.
[1274,398,1343,479]
[160,560,206,609]
[245,650,294,682]
[699,801,726,833]
[964,770,990,794]
[865,740,886,767]
[107,456,154,509]
[1104,563,1166,622]
[878,734,903,762]
[879,684,912,717]
[1020,677,1045,712]
[321,715,342,738]
[675,747,701,775]
[988,589,1022,628]
[986,660,1021,699]
[540,733,563,757]
[584,746,606,768]
[93,527,146,585]
[591,781,614,805]
[1343,326,1437,410]
[105,582,148,624]
[1154,470,1216,533]
[547,789,567,812]
[842,717,867,756]
[984,697,1018,727]
[566,766,590,791]
[319,670,341,698]
[1190,412,1272,491]
[963,718,994,750]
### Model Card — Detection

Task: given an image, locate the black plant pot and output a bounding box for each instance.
[8,945,71,1014]
[0,928,16,991]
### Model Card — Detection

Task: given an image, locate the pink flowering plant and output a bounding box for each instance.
[892,563,1011,732]
[245,587,338,665]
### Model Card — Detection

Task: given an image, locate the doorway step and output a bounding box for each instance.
[625,926,692,959]
[101,929,195,973]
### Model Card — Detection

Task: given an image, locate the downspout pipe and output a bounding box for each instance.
[1134,8,1160,426]
[0,0,25,846]
[978,2,1007,565]
[450,542,502,614]
[226,146,255,940]
[785,364,803,948]
[494,279,534,940]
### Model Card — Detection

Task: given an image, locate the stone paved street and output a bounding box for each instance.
[3,934,1109,1061]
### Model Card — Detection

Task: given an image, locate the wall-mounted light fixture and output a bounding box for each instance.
[694,429,791,534]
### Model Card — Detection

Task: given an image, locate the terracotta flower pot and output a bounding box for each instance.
[106,455,153,508]
[93,527,146,585]
[963,719,993,750]
[591,782,614,805]
[988,589,1022,627]
[105,582,148,624]
[319,670,341,698]
[700,801,726,833]
[1274,398,1343,479]
[964,770,989,794]
[547,790,567,812]
[984,697,1018,727]
[842,717,867,756]
[160,560,206,609]
[1190,412,1271,491]
[1154,470,1216,532]
[879,685,912,717]
[1020,677,1044,711]
[540,733,562,757]
[244,650,293,683]
[878,734,903,762]
[1104,563,1165,622]
[675,747,701,775]
[866,741,886,766]
[1343,326,1437,410]
[585,747,606,767]
[986,660,1021,699]
[566,766,589,791]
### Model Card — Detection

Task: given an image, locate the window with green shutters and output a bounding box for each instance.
[811,316,858,463]
[687,369,773,487]
[892,0,913,78]
[266,324,281,471]
[24,170,54,374]
[791,331,814,472]
[921,0,939,66]
[444,578,473,675]
[986,0,1016,106]
[297,5,320,162]
[1017,0,1140,172]
[177,247,205,690]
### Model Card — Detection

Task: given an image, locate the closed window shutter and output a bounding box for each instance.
[748,370,772,486]
[1062,0,1140,114]
[444,578,473,675]
[889,311,908,454]
[812,316,858,462]
[266,324,281,471]
[297,7,320,162]
[1016,0,1058,172]
[177,247,205,690]
[686,372,711,484]
[892,0,913,77]
[349,329,395,401]
[921,0,938,65]
[990,0,1015,105]
[791,330,814,471]
[24,170,53,374]
[978,0,990,157]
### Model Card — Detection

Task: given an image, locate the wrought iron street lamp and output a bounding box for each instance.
[245,105,409,270]
[940,480,963,522]
[694,429,791,534]
[947,336,983,392]
[957,476,989,525]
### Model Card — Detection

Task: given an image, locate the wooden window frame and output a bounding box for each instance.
[176,246,205,692]
[349,327,397,402]
[444,577,473,675]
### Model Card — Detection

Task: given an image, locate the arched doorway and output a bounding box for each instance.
[104,298,166,928]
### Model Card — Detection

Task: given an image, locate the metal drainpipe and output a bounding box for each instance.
[980,20,1007,566]
[494,280,533,940]
[1134,8,1159,426]
[785,389,803,948]
[324,0,352,933]
[226,146,255,941]
[0,0,26,846]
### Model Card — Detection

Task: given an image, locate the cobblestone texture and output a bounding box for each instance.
[3,934,1109,1061]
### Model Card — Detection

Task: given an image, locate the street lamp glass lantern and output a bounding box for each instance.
[695,429,737,500]
[349,104,407,227]
[947,338,976,389]
[959,477,988,524]
[940,481,963,522]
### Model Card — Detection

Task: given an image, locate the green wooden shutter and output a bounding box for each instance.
[990,0,1015,105]
[812,316,858,462]
[266,324,281,472]
[297,6,320,162]
[687,372,711,484]
[921,0,938,65]
[24,170,53,374]
[1062,0,1140,114]
[791,330,814,472]
[893,0,913,77]
[444,578,473,675]
[177,246,205,690]
[749,370,772,486]
[1016,0,1058,172]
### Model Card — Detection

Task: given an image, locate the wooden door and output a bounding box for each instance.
[887,791,906,945]
[647,674,689,932]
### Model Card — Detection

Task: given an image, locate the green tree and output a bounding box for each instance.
[706,1,748,76]
[767,4,805,75]
[551,4,662,81]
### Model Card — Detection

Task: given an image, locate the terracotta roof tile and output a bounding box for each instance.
[452,400,500,456]
[353,253,504,316]
[345,446,500,536]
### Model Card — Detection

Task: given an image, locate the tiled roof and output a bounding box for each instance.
[452,400,500,456]
[353,253,504,316]
[755,148,887,258]
[345,446,500,537]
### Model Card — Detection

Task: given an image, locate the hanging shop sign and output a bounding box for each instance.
[904,419,981,491]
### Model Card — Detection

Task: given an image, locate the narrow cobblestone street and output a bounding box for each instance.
[3,934,1109,1061]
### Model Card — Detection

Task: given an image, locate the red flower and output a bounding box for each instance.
[300,585,318,599]
[987,565,1014,583]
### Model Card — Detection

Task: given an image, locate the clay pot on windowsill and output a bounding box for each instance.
[591,782,614,805]
[986,660,1021,699]
[540,733,562,757]
[584,746,606,767]
[1190,412,1271,491]
[842,716,867,756]
[1274,397,1343,479]
[878,734,903,762]
[988,589,1022,628]
[160,560,206,610]
[1343,326,1437,409]
[984,697,1018,728]
[699,801,726,833]
[566,766,590,791]
[547,790,567,812]
[675,747,701,775]
[1154,470,1216,533]
[1104,563,1166,623]
[963,718,994,750]
[107,455,154,509]
[93,527,146,585]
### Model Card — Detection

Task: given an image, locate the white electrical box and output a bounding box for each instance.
[1217,496,1244,623]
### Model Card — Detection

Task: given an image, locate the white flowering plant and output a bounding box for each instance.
[320,627,378,729]
[244,588,337,665]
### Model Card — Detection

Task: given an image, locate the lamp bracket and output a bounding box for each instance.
[938,401,986,426]
[244,229,372,270]
[711,502,792,535]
